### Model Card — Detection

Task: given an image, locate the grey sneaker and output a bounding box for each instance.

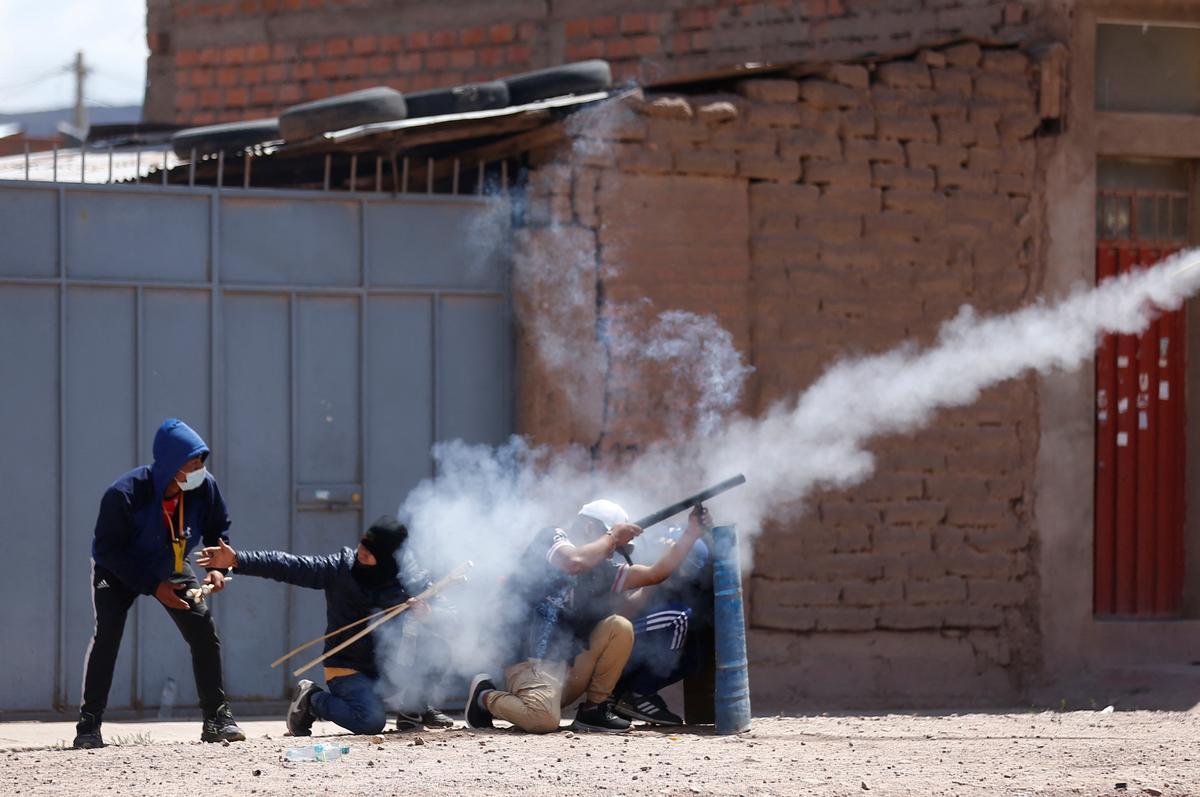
[286,679,321,737]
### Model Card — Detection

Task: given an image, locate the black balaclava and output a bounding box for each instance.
[352,515,408,590]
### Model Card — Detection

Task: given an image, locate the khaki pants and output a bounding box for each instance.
[484,614,634,733]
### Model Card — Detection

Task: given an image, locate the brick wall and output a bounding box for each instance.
[146,0,1034,124]
[512,40,1047,707]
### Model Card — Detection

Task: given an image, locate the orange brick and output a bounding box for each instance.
[425,50,450,70]
[489,23,515,44]
[461,26,486,46]
[188,69,212,88]
[178,91,200,110]
[247,42,270,63]
[379,35,403,51]
[591,15,617,35]
[325,37,349,57]
[407,31,430,49]
[677,7,712,30]
[620,12,650,33]
[317,59,340,78]
[352,35,376,55]
[216,66,239,87]
[343,56,367,77]
[221,45,246,65]
[395,52,422,71]
[265,63,288,82]
[450,49,476,69]
[368,54,391,74]
[508,44,532,64]
[271,42,297,60]
[431,30,456,48]
[226,87,249,106]
[633,35,661,55]
[252,85,276,104]
[605,38,634,58]
[278,84,302,103]
[200,88,222,107]
[570,40,605,60]
[293,61,316,80]
[300,40,323,58]
[241,65,263,83]
[564,18,590,39]
[176,49,200,68]
[479,46,505,67]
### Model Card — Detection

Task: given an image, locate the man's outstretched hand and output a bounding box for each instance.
[197,538,237,570]
[154,581,190,611]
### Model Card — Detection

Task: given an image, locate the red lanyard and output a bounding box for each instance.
[164,492,185,542]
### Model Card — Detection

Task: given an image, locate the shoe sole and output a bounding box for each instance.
[465,674,494,730]
[570,720,631,734]
[613,706,682,725]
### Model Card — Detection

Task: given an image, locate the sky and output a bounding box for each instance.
[0,0,147,113]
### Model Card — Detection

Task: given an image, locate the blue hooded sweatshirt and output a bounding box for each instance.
[92,419,231,595]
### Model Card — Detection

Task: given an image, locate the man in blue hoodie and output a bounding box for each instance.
[73,418,245,749]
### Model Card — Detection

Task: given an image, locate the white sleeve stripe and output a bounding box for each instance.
[611,564,629,593]
[546,529,571,564]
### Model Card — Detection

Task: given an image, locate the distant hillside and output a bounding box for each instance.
[0,106,141,137]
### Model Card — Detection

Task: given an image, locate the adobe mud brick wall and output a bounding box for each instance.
[513,40,1049,708]
[145,0,1036,124]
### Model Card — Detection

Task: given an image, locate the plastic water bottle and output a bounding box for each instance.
[157,677,177,719]
[285,743,350,762]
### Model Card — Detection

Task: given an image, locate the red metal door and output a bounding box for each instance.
[1094,184,1188,617]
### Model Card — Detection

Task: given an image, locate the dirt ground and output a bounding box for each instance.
[4,710,1197,796]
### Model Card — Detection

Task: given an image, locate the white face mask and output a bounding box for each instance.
[176,467,207,492]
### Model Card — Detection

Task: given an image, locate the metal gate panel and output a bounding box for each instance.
[296,296,362,485]
[0,188,56,277]
[220,294,293,699]
[1094,247,1118,615]
[136,289,214,709]
[1095,243,1186,617]
[0,286,60,709]
[64,192,210,282]
[219,197,361,286]
[365,295,435,522]
[437,295,510,446]
[365,201,506,291]
[0,182,512,713]
[63,287,139,710]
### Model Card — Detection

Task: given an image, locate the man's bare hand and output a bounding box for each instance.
[609,523,642,546]
[687,504,713,536]
[196,538,237,570]
[154,581,190,611]
[407,597,431,622]
[203,570,226,593]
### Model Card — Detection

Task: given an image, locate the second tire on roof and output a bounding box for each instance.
[279,87,408,142]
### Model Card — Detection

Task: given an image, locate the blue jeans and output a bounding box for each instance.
[311,673,387,735]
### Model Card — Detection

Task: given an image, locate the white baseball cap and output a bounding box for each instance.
[578,499,629,530]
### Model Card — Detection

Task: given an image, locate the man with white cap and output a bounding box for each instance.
[465,498,711,733]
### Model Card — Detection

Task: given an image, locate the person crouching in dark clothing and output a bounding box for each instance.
[198,516,453,735]
[465,500,712,734]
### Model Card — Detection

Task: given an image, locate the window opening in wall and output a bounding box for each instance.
[1096,23,1200,114]
[1094,157,1190,618]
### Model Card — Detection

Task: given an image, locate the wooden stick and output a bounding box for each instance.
[291,561,472,678]
[271,600,409,668]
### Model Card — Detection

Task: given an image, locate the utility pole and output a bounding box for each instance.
[72,50,88,136]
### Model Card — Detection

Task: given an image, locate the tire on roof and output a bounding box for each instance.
[279,87,408,142]
[501,60,612,106]
[171,118,281,159]
[404,81,510,119]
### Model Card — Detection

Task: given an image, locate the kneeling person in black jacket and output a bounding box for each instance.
[198,516,452,736]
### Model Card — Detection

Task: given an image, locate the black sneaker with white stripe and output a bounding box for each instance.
[286,679,321,737]
[613,692,683,725]
[395,709,423,731]
[572,700,631,733]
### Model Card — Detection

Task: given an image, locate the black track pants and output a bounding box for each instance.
[80,563,226,717]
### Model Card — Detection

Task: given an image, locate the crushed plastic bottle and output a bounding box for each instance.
[157,677,177,719]
[285,743,351,762]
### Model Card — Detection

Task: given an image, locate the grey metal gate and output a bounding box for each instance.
[0,181,511,714]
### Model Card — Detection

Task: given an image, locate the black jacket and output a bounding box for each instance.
[235,546,430,677]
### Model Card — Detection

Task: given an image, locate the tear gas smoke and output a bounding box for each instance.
[381,248,1200,700]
